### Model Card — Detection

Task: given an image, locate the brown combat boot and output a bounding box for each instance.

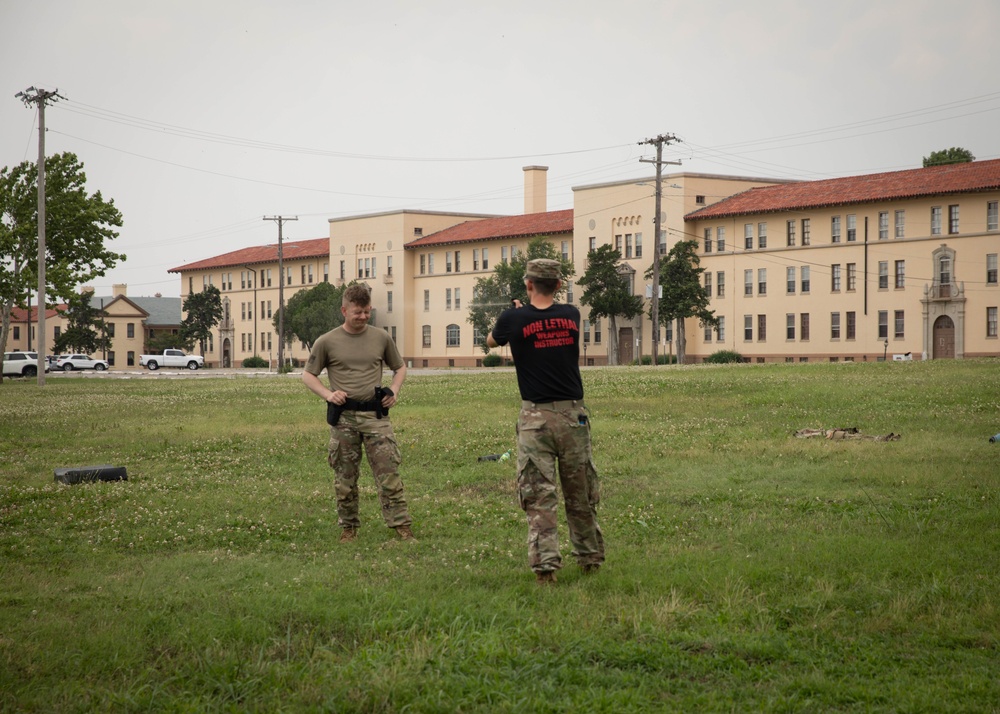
[535,571,557,586]
[581,563,601,575]
[339,527,358,543]
[395,525,416,541]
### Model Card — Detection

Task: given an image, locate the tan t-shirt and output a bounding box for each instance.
[305,325,404,401]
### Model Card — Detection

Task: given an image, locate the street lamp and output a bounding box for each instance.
[883,338,889,361]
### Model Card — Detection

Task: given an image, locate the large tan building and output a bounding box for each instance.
[685,159,1000,362]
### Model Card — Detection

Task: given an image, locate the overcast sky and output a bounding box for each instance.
[3,0,998,299]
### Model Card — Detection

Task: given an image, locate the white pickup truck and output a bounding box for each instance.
[139,349,205,371]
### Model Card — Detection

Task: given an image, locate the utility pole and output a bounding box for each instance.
[639,134,681,366]
[263,215,297,370]
[16,86,64,386]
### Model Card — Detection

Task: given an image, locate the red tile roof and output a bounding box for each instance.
[168,237,329,273]
[405,209,574,248]
[685,159,1000,221]
[9,305,65,322]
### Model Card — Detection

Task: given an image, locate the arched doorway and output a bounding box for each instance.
[222,337,232,368]
[933,315,955,359]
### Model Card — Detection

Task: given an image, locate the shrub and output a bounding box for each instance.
[482,353,503,367]
[242,355,268,368]
[705,350,744,364]
[636,354,677,365]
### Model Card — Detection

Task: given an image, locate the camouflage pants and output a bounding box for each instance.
[328,411,411,529]
[517,400,604,574]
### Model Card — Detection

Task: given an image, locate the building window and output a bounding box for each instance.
[800,313,810,341]
[895,260,906,289]
[878,311,888,339]
[787,267,796,294]
[846,311,856,340]
[386,256,392,277]
[446,324,460,347]
[424,289,430,311]
[473,249,480,270]
[931,206,942,236]
[422,325,431,348]
[988,307,998,338]
[846,215,856,242]
[716,227,726,252]
[757,268,767,296]
[786,313,795,340]
[786,220,796,247]
[339,261,346,281]
[482,248,489,270]
[420,255,426,275]
[878,212,889,240]
[717,271,725,298]
[801,266,810,294]
[879,261,889,289]
[757,314,766,341]
[428,253,435,274]
[831,264,841,292]
[387,291,393,313]
[446,252,453,273]
[948,204,960,234]
[594,319,602,344]
[988,201,999,231]
[847,263,857,291]
[635,232,643,258]
[704,322,713,342]
[704,229,713,253]
[454,251,461,272]
[455,288,461,310]
[831,216,841,243]
[988,254,998,285]
[895,210,905,238]
[758,222,767,249]
[744,315,753,341]
[704,272,712,297]
[127,323,135,338]
[501,246,508,263]
[831,312,841,340]
[716,316,725,342]
[744,224,754,250]
[588,237,597,253]
[323,262,329,282]
[744,269,753,296]
[801,218,811,246]
[446,288,452,310]
[625,234,633,259]
[894,310,905,338]
[583,319,590,344]
[357,259,364,279]
[659,230,667,255]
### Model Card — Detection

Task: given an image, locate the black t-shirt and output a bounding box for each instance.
[491,302,584,403]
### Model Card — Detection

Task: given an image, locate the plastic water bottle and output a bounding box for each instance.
[498,449,511,463]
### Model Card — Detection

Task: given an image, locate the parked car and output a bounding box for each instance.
[55,354,110,372]
[2,351,50,377]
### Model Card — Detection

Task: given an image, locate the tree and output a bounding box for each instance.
[180,285,223,357]
[53,290,111,356]
[0,152,124,378]
[276,281,348,351]
[923,147,975,167]
[647,239,716,365]
[466,236,574,353]
[578,244,644,365]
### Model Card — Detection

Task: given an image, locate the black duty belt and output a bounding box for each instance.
[327,387,393,426]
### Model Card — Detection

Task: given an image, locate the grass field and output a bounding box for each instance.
[1,360,998,712]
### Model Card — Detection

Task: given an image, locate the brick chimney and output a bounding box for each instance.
[523,166,548,214]
[113,284,127,297]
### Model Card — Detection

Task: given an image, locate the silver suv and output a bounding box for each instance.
[2,352,51,378]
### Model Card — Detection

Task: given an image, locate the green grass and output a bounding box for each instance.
[1,360,998,712]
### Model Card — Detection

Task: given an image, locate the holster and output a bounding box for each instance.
[326,387,394,426]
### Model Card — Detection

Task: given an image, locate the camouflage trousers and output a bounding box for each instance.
[517,399,604,574]
[327,410,411,529]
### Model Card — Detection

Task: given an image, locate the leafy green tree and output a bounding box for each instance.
[0,152,124,374]
[276,281,348,351]
[180,285,223,357]
[466,236,574,353]
[923,147,975,167]
[53,290,111,356]
[578,244,644,365]
[647,239,716,365]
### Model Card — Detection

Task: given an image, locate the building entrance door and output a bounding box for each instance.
[933,315,955,359]
[618,327,634,364]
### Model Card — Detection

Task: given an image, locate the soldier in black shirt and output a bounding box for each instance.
[488,259,605,585]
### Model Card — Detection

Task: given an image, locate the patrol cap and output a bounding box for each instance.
[525,258,561,280]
